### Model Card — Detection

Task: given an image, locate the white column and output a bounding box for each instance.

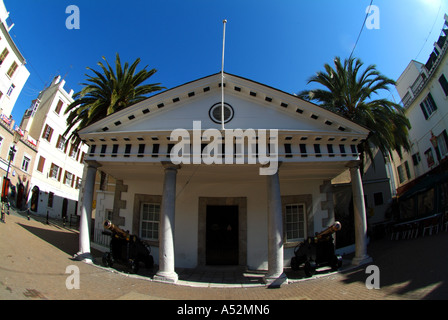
[154,163,180,283]
[74,161,100,263]
[264,169,287,287]
[349,162,373,266]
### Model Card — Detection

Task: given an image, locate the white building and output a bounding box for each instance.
[0,0,30,118]
[20,75,88,219]
[75,72,372,285]
[392,14,448,219]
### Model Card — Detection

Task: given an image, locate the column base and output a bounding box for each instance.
[352,255,373,266]
[73,252,93,264]
[263,272,288,288]
[153,271,178,284]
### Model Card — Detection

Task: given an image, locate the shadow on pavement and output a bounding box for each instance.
[339,232,448,300]
[16,222,101,258]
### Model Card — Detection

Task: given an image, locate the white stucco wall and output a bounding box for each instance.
[115,168,328,270]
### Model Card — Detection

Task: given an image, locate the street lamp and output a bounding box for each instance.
[1,145,16,203]
[1,132,20,220]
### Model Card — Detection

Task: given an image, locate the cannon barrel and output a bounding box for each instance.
[103,220,130,240]
[314,221,341,242]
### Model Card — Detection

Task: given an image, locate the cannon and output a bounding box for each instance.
[102,220,154,273]
[290,222,343,277]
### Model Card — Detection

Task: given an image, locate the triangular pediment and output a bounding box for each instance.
[79,73,369,141]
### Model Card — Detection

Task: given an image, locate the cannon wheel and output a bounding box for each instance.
[144,255,154,269]
[330,255,342,271]
[102,252,114,268]
[128,259,140,274]
[290,256,300,271]
[304,261,316,277]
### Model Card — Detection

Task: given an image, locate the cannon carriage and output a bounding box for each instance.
[290,222,343,277]
[102,220,154,274]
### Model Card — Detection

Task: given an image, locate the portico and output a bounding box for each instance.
[75,72,371,285]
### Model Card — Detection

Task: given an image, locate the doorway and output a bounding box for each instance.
[62,198,68,220]
[206,205,239,265]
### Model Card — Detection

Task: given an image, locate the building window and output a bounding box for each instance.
[64,171,74,187]
[374,192,384,206]
[339,144,346,156]
[75,177,81,189]
[6,61,18,78]
[80,152,85,163]
[0,48,9,65]
[412,152,421,166]
[56,135,67,152]
[439,74,448,96]
[42,124,54,142]
[424,148,435,168]
[49,163,61,180]
[54,100,64,114]
[285,203,306,242]
[314,144,322,157]
[21,156,30,172]
[69,144,78,159]
[37,156,45,172]
[140,203,160,241]
[48,192,54,208]
[437,130,448,158]
[397,164,406,184]
[327,144,334,157]
[6,84,15,97]
[404,161,411,180]
[420,93,438,120]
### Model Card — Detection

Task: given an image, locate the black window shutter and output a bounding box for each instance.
[428,93,438,111]
[420,103,429,120]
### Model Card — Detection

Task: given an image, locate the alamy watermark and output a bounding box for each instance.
[65,265,80,290]
[365,265,380,290]
[366,5,380,30]
[170,121,279,175]
[66,5,80,30]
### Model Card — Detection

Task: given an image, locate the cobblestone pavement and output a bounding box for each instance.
[1,211,448,301]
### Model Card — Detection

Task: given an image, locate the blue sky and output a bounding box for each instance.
[4,0,448,122]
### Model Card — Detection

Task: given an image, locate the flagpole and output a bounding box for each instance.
[221,19,227,131]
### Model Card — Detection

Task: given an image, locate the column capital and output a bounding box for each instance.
[85,160,102,169]
[161,161,181,171]
[346,160,362,169]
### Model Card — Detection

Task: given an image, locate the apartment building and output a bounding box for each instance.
[0,0,30,118]
[20,75,88,219]
[0,114,37,210]
[392,14,448,220]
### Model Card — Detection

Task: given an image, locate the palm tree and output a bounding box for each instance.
[298,56,411,172]
[64,53,165,146]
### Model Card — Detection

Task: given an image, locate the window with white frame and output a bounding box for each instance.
[285,203,306,241]
[64,171,74,187]
[437,130,448,158]
[6,84,15,97]
[42,124,53,142]
[6,61,18,78]
[140,203,160,241]
[420,93,438,120]
[0,48,9,65]
[69,144,78,159]
[49,163,61,180]
[21,156,30,172]
[56,135,67,152]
